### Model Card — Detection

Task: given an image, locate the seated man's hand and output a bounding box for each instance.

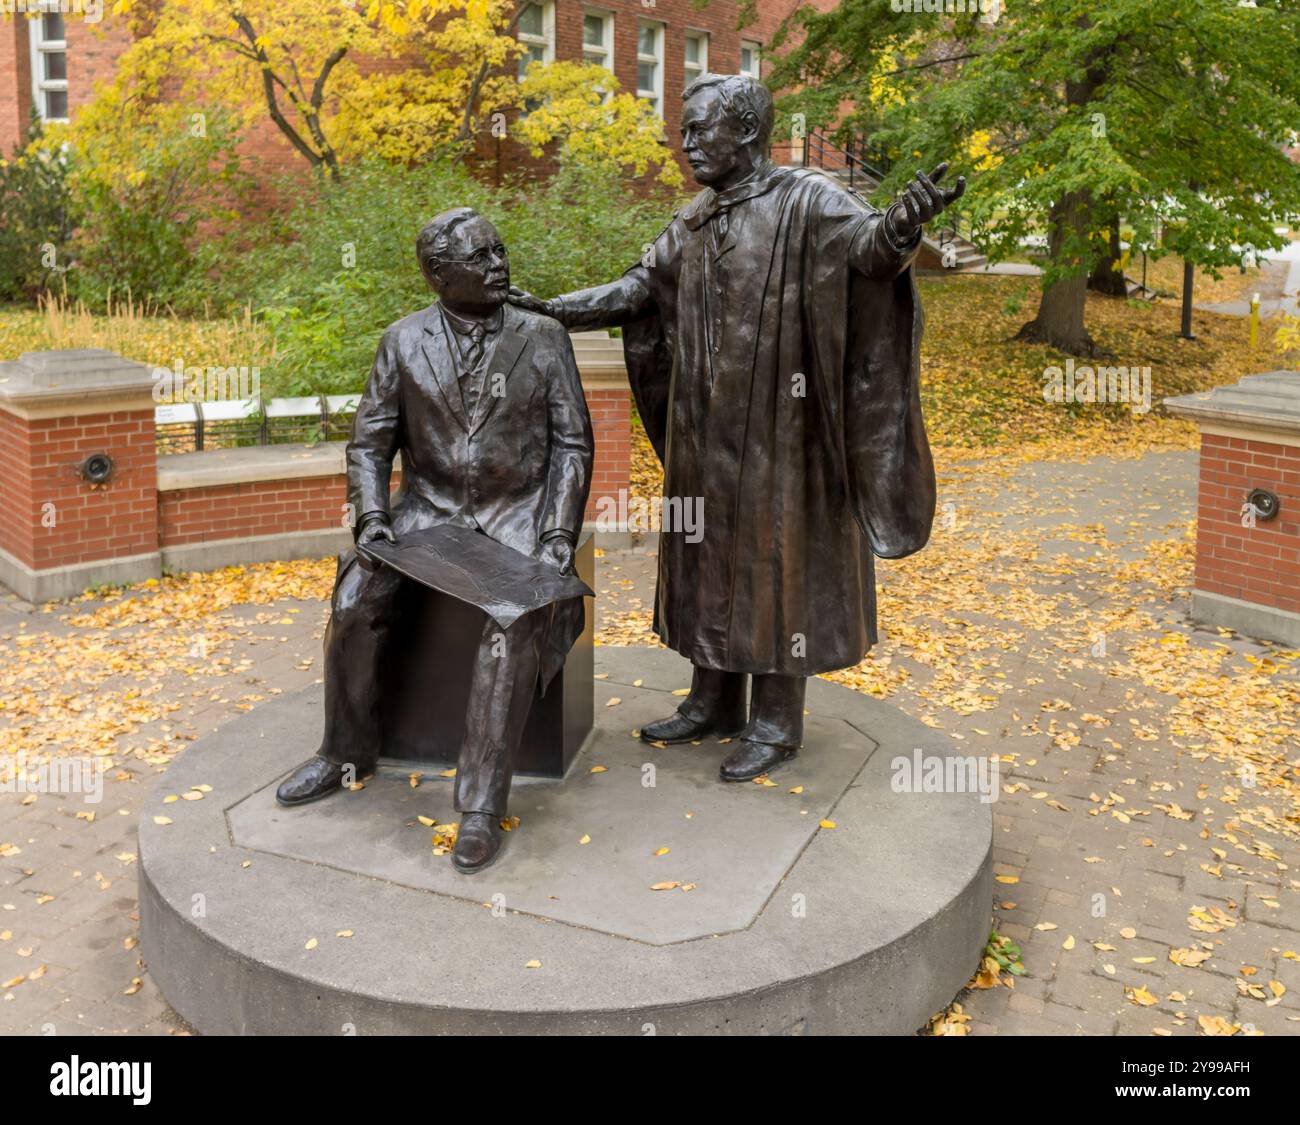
[539,533,575,576]
[356,515,395,572]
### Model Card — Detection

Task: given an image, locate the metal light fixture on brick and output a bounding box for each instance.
[80,452,115,484]
[1247,487,1279,522]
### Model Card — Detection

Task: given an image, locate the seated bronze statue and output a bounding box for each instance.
[275,208,594,874]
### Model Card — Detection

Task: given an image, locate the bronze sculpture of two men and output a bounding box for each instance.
[275,73,963,874]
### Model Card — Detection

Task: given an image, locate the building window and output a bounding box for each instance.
[517,1,554,78]
[683,31,708,89]
[636,20,664,117]
[30,6,69,122]
[740,40,761,81]
[583,9,614,73]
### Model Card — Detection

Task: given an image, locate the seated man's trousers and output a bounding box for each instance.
[319,554,542,818]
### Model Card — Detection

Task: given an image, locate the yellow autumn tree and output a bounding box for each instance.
[74,0,677,182]
[331,0,523,164]
[514,61,682,186]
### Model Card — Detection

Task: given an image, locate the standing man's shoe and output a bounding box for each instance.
[640,712,745,745]
[452,812,503,874]
[276,755,346,806]
[719,740,797,782]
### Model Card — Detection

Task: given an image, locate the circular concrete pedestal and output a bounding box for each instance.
[139,647,992,1035]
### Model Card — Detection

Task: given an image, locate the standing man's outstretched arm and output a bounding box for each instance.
[508,271,653,331]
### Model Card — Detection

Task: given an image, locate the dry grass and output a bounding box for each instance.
[0,292,277,375]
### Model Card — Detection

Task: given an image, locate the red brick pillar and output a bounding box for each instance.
[571,331,632,530]
[0,349,160,601]
[1166,371,1300,646]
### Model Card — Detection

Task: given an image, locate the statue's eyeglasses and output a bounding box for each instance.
[441,244,509,268]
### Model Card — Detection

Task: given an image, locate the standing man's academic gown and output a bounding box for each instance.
[556,161,935,743]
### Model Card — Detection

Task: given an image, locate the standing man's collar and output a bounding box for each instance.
[682,159,787,230]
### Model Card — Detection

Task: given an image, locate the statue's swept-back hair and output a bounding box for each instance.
[417,207,480,274]
[682,73,774,148]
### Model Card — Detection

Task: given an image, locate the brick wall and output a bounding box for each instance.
[1194,432,1300,615]
[160,476,352,548]
[0,14,32,155]
[0,409,34,565]
[559,1,742,182]
[2,3,781,174]
[238,1,768,184]
[2,408,158,570]
[156,389,631,552]
[67,17,134,117]
[0,13,134,155]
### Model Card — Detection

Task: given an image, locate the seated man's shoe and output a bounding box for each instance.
[275,755,346,807]
[452,812,503,874]
[640,711,745,745]
[719,739,797,782]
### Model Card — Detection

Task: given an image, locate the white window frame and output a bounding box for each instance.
[29,4,69,123]
[582,8,614,73]
[636,19,664,118]
[683,30,709,89]
[516,1,555,78]
[739,39,761,81]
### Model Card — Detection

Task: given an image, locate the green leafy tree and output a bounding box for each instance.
[764,1,1300,355]
[42,99,251,309]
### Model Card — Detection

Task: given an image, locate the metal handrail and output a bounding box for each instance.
[773,129,892,190]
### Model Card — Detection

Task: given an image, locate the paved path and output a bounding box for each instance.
[598,450,1300,1036]
[1196,257,1294,319]
[2,449,1299,1035]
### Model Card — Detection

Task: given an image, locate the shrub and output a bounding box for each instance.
[55,104,250,312]
[237,158,679,396]
[0,112,76,301]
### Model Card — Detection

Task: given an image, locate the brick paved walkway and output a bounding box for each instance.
[2,449,1298,1035]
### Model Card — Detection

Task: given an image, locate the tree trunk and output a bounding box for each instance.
[1016,189,1111,356]
[1017,19,1113,355]
[1088,208,1127,296]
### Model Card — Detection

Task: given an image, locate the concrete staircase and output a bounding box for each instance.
[929,229,990,273]
[1124,275,1159,301]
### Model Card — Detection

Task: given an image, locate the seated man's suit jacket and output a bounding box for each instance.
[346,301,595,688]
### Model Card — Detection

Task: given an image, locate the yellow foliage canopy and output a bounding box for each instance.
[59,0,677,181]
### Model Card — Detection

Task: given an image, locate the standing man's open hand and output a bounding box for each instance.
[886,162,967,242]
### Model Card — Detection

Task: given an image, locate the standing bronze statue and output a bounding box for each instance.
[512,74,963,782]
[275,209,593,873]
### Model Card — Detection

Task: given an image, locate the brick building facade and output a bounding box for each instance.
[1,1,807,173]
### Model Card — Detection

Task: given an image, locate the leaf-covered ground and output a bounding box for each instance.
[599,448,1300,1036]
[918,276,1285,452]
[2,274,1297,1033]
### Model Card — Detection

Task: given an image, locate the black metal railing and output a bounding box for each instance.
[772,129,893,191]
[155,394,360,455]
